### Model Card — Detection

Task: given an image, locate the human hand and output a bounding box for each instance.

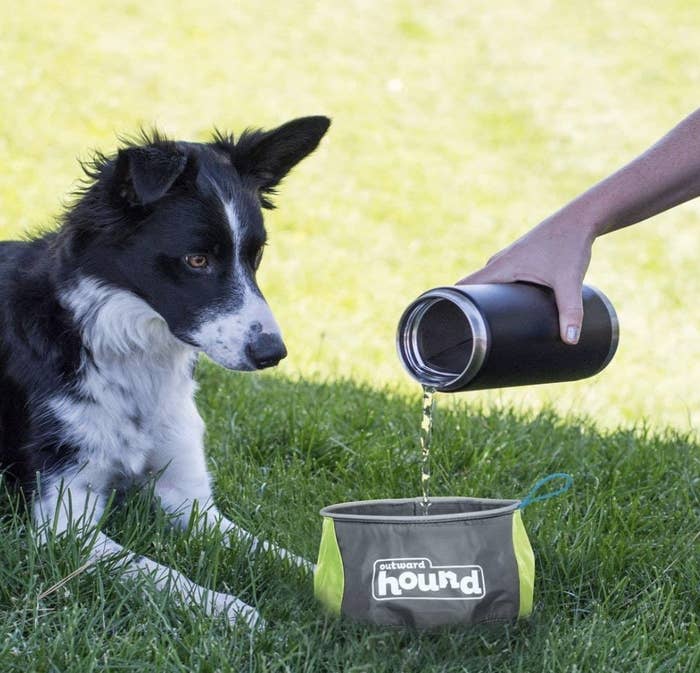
[457,215,595,344]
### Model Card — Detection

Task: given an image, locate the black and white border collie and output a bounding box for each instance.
[0,116,330,629]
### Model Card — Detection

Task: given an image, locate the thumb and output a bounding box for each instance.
[553,283,584,345]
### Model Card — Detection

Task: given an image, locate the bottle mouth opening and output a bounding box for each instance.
[397,288,488,390]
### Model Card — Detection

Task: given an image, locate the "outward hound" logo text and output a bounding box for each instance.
[371,557,486,601]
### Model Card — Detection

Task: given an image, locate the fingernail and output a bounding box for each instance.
[566,326,580,344]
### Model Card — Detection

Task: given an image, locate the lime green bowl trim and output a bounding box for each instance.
[512,509,535,617]
[314,516,345,615]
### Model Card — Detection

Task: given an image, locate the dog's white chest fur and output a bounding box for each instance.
[53,278,203,487]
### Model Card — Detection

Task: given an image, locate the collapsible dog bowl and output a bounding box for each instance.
[314,475,571,628]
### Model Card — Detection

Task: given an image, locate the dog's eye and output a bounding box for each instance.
[184,254,209,270]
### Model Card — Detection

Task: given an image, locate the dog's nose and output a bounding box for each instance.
[247,333,287,369]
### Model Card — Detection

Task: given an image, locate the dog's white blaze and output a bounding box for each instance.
[223,200,239,240]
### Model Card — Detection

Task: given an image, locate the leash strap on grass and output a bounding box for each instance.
[518,473,573,510]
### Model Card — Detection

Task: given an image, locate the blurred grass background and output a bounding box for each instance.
[1,0,699,432]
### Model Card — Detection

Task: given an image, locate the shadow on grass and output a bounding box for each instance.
[0,366,697,672]
[195,366,699,671]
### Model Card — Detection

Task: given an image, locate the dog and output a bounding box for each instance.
[0,115,330,628]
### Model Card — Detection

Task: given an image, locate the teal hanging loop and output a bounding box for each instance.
[518,473,573,510]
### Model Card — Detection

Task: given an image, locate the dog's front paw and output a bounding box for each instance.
[208,590,265,630]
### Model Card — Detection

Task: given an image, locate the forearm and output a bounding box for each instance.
[551,107,700,238]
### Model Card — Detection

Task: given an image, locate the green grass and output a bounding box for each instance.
[1,1,700,671]
[0,368,697,672]
[1,0,699,429]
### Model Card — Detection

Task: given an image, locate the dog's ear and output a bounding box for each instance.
[224,116,330,208]
[112,146,188,207]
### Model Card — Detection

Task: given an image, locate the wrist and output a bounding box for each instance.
[540,198,601,246]
[544,173,629,241]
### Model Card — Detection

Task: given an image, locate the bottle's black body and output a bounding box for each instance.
[396,283,619,393]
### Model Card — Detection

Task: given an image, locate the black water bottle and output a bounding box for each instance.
[396,283,619,392]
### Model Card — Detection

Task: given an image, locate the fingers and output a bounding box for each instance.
[553,284,584,345]
[459,270,584,345]
[461,272,585,345]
